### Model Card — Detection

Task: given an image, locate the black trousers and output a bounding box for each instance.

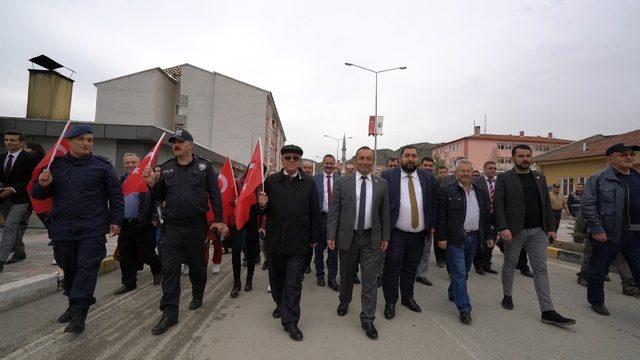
[231,227,259,283]
[118,221,162,287]
[53,237,107,309]
[383,229,427,305]
[158,218,208,313]
[268,253,306,327]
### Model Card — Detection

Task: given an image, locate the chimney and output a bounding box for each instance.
[473,126,481,136]
[519,130,525,137]
[548,132,553,138]
[26,55,74,120]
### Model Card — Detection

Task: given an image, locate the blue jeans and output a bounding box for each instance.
[587,230,640,306]
[315,214,337,280]
[447,233,478,313]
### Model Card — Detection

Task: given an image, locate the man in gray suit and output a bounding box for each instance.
[327,146,390,340]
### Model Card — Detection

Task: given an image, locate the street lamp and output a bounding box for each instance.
[345,62,407,169]
[323,134,353,161]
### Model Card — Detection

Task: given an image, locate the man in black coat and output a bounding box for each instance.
[495,144,575,326]
[258,144,320,342]
[0,131,38,271]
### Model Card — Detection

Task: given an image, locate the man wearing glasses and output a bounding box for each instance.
[258,145,320,341]
[582,143,640,316]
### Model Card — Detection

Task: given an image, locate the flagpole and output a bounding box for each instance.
[47,120,72,169]
[258,138,265,191]
[228,156,238,198]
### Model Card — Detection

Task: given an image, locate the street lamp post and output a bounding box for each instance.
[323,134,353,167]
[345,62,407,169]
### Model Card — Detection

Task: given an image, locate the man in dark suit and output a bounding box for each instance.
[495,144,575,326]
[471,160,499,275]
[312,154,340,291]
[0,131,38,271]
[257,144,320,341]
[381,145,438,319]
[327,146,390,340]
[437,160,494,324]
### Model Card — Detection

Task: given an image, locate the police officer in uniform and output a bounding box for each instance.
[143,128,226,335]
[32,125,124,334]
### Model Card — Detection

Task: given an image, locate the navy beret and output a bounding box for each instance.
[65,125,93,138]
[280,144,303,156]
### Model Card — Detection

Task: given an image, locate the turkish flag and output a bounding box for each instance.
[234,139,263,229]
[206,157,237,225]
[121,133,166,196]
[27,121,72,215]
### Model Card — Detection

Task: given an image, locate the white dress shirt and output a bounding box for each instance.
[322,172,333,212]
[3,149,22,172]
[460,182,480,231]
[396,169,425,232]
[354,172,373,230]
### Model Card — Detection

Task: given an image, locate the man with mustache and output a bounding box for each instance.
[495,144,575,326]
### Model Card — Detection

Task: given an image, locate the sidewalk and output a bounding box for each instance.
[0,226,117,312]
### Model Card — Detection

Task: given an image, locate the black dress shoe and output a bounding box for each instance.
[328,278,340,292]
[401,298,422,313]
[151,312,178,335]
[337,302,349,316]
[520,268,533,278]
[0,261,4,273]
[416,276,433,286]
[448,294,454,302]
[305,265,311,274]
[153,273,162,285]
[484,268,499,274]
[436,260,445,268]
[541,311,576,325]
[317,277,326,287]
[384,304,395,319]
[272,306,281,319]
[353,275,361,284]
[361,322,378,340]
[114,284,136,295]
[189,297,202,311]
[6,253,26,264]
[230,281,241,298]
[57,306,74,323]
[64,307,88,334]
[475,267,486,275]
[590,305,610,316]
[245,278,253,292]
[460,311,472,324]
[284,325,303,341]
[501,295,514,310]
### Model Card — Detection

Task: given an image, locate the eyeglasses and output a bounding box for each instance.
[614,152,635,158]
[283,156,301,162]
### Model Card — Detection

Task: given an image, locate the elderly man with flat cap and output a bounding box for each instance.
[257,144,320,341]
[32,125,124,334]
[582,143,640,316]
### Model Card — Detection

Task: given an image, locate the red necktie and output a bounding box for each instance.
[327,175,332,208]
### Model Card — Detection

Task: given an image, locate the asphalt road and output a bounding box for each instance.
[1,252,639,360]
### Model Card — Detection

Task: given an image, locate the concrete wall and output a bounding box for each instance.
[212,74,267,165]
[95,70,176,129]
[26,71,73,120]
[179,65,215,148]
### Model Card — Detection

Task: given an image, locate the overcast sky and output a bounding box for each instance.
[1,0,639,161]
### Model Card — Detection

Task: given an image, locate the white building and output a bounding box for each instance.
[95,64,286,169]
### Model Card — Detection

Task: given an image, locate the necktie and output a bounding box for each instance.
[488,178,495,214]
[408,174,419,229]
[4,154,14,177]
[357,176,367,234]
[327,175,332,209]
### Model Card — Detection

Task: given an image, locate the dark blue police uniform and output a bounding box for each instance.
[31,125,123,333]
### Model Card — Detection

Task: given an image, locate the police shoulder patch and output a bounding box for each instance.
[198,162,207,171]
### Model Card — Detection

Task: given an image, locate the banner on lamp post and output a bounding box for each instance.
[368,116,384,136]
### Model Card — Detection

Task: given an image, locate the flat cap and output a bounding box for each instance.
[65,125,93,139]
[168,128,194,143]
[280,144,303,156]
[606,143,640,156]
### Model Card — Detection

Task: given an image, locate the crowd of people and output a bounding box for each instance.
[0,126,638,342]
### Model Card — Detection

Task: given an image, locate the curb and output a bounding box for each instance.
[547,246,582,265]
[0,256,119,313]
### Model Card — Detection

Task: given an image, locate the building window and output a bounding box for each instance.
[180,94,189,107]
[577,177,586,186]
[497,157,512,164]
[561,177,574,196]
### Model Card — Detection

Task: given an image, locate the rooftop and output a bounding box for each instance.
[433,132,573,148]
[534,129,640,163]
